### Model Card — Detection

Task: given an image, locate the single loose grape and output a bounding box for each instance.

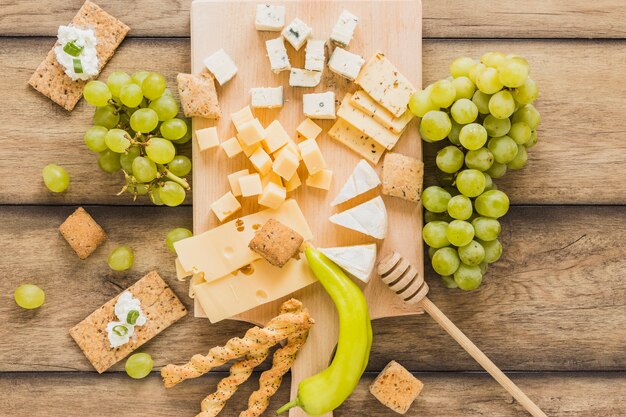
[458,240,486,266]
[159,182,186,207]
[108,245,134,271]
[451,98,478,124]
[488,90,516,119]
[454,264,483,291]
[432,247,461,276]
[420,111,452,142]
[481,52,507,68]
[507,144,528,170]
[42,164,70,193]
[512,104,541,130]
[14,284,45,309]
[167,155,192,177]
[84,80,112,107]
[483,114,511,137]
[125,353,154,379]
[142,72,167,100]
[450,57,476,78]
[476,67,503,94]
[130,108,159,133]
[488,136,519,164]
[455,169,486,198]
[459,123,488,150]
[472,217,502,241]
[512,78,538,105]
[479,239,503,264]
[497,58,529,88]
[441,275,459,289]
[145,137,176,164]
[486,161,507,179]
[107,71,132,97]
[105,129,131,153]
[120,146,142,173]
[509,122,532,145]
[430,79,456,108]
[160,118,188,140]
[422,186,452,213]
[436,146,464,174]
[472,90,492,114]
[132,156,157,183]
[84,126,108,153]
[149,95,179,121]
[98,149,122,174]
[447,195,473,220]
[119,83,143,108]
[452,76,476,100]
[422,221,450,249]
[465,147,494,172]
[166,228,193,253]
[408,90,439,118]
[475,190,510,218]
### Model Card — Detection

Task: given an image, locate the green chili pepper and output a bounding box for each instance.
[276,247,372,416]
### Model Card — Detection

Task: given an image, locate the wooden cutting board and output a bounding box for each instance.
[190,1,423,416]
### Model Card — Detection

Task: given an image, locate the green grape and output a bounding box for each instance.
[458,240,486,266]
[166,227,193,253]
[479,262,489,275]
[456,169,486,198]
[512,104,541,129]
[149,95,179,121]
[167,155,192,177]
[131,71,151,86]
[450,98,478,124]
[142,72,167,100]
[128,183,150,196]
[107,71,132,97]
[441,275,458,289]
[42,164,70,193]
[145,137,176,164]
[173,120,193,145]
[465,147,494,172]
[479,239,503,263]
[84,80,112,107]
[497,58,529,88]
[454,264,483,291]
[476,67,503,94]
[526,130,538,148]
[486,161,507,179]
[507,144,528,170]
[483,114,511,137]
[436,146,464,174]
[488,90,515,119]
[422,221,450,249]
[459,123,487,150]
[472,217,501,241]
[160,118,188,140]
[447,195,473,220]
[108,245,134,271]
[452,76,476,100]
[481,51,507,68]
[98,149,122,174]
[159,182,186,207]
[488,136,518,164]
[432,247,461,276]
[420,111,451,142]
[84,126,108,153]
[119,83,143,108]
[447,120,462,145]
[472,90,492,114]
[93,104,120,129]
[430,80,456,108]
[130,108,159,133]
[468,62,486,84]
[483,173,495,190]
[512,78,538,105]
[475,190,510,218]
[125,353,154,379]
[428,246,438,260]
[14,284,45,309]
[424,210,453,223]
[509,122,532,145]
[422,186,452,213]
[450,57,476,78]
[105,128,132,153]
[409,90,439,117]
[120,146,142,172]
[132,156,157,183]
[150,189,164,206]
[446,220,474,247]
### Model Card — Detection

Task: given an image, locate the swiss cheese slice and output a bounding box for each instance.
[328,119,385,165]
[350,90,414,134]
[329,196,388,239]
[319,244,377,283]
[331,159,381,206]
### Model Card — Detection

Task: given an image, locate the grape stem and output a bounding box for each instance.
[160,167,190,190]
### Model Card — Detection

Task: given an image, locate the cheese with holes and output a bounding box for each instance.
[221,136,243,158]
[210,191,241,222]
[196,127,220,151]
[303,92,336,119]
[249,147,273,176]
[328,47,365,81]
[297,118,322,140]
[350,90,414,134]
[228,169,249,197]
[203,49,238,86]
[238,119,265,146]
[329,196,388,239]
[250,86,283,108]
[231,106,254,131]
[306,169,333,190]
[319,244,376,283]
[328,119,385,164]
[330,10,359,47]
[298,138,327,175]
[331,159,381,206]
[305,39,326,72]
[255,4,285,31]
[282,18,312,50]
[266,37,291,73]
[262,120,290,154]
[258,182,286,209]
[289,68,322,88]
[273,147,300,180]
[338,93,401,150]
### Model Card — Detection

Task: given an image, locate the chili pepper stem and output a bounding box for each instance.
[276,399,300,415]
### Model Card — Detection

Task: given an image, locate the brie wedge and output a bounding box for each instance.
[331,159,381,206]
[319,244,376,283]
[329,196,388,239]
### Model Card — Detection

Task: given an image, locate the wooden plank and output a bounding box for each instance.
[3,0,626,39]
[1,371,624,416]
[1,205,624,372]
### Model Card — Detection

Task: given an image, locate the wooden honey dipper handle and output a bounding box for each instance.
[377,252,548,417]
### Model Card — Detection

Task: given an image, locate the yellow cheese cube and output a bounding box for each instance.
[297,118,322,140]
[237,134,261,157]
[298,138,327,175]
[285,172,302,192]
[249,147,273,176]
[231,105,254,131]
[210,191,242,222]
[262,171,283,188]
[196,126,220,151]
[238,119,265,146]
[262,120,290,154]
[272,147,300,180]
[228,169,249,197]
[238,173,263,197]
[221,136,243,158]
[306,169,333,190]
[258,182,286,210]
[280,139,302,161]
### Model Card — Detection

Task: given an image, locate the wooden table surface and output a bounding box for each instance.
[2,1,625,416]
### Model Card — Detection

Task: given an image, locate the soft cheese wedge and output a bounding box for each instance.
[331,159,381,206]
[329,196,388,239]
[319,244,376,283]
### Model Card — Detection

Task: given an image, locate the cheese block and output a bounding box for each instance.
[175,258,192,280]
[338,93,401,150]
[258,182,286,209]
[284,172,302,192]
[319,244,376,283]
[249,147,273,176]
[262,120,290,154]
[175,199,313,283]
[221,136,243,158]
[306,169,333,190]
[231,105,254,131]
[289,68,322,88]
[328,47,365,81]
[196,127,220,151]
[238,119,266,146]
[296,118,322,140]
[255,4,285,31]
[250,86,283,108]
[328,118,385,165]
[282,18,312,50]
[261,171,283,188]
[350,90,414,134]
[303,92,336,119]
[228,169,249,197]
[331,159,381,206]
[265,37,291,73]
[272,147,300,180]
[238,173,263,197]
[330,9,359,48]
[356,53,417,118]
[203,48,238,86]
[305,39,326,72]
[298,138,327,175]
[329,196,388,239]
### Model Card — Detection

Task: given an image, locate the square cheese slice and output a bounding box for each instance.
[303,92,336,119]
[298,138,327,175]
[196,126,220,151]
[297,118,322,140]
[328,118,385,165]
[227,169,249,197]
[221,136,243,158]
[338,93,401,150]
[238,118,266,146]
[210,191,242,222]
[262,120,290,154]
[306,169,333,190]
[249,147,273,176]
[203,48,238,86]
[238,173,263,197]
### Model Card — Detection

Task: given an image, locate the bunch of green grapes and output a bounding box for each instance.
[83,71,192,207]
[409,52,541,291]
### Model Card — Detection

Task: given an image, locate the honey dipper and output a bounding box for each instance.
[378,252,548,417]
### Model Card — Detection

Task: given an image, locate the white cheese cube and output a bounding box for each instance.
[330,10,359,47]
[282,18,312,50]
[303,92,336,120]
[289,68,322,88]
[258,182,286,210]
[203,49,238,86]
[305,39,326,72]
[228,169,249,197]
[250,86,283,108]
[328,47,365,81]
[255,4,286,31]
[238,173,263,197]
[265,37,291,73]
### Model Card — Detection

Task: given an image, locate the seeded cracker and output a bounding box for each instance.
[28,1,130,111]
[382,152,424,203]
[70,271,187,373]
[177,71,222,119]
[248,219,304,267]
[59,207,107,259]
[369,361,424,414]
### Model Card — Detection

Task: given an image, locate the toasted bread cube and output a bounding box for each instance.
[248,219,303,267]
[238,173,263,197]
[228,169,249,197]
[369,361,424,414]
[297,118,322,140]
[306,169,333,190]
[249,147,273,176]
[238,119,265,146]
[284,172,302,192]
[231,105,254,131]
[298,138,327,175]
[382,153,424,203]
[273,147,300,180]
[59,207,107,259]
[210,191,242,222]
[221,136,243,158]
[280,139,302,161]
[196,126,220,151]
[258,182,286,210]
[262,120,290,154]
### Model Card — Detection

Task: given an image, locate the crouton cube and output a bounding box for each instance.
[369,361,424,414]
[59,207,107,259]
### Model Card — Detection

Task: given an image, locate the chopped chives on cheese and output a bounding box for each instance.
[289,68,322,87]
[330,10,359,48]
[305,39,326,72]
[221,136,243,158]
[303,92,336,120]
[210,191,242,222]
[255,4,286,31]
[328,118,385,165]
[265,37,291,73]
[281,18,312,51]
[328,47,365,81]
[250,86,283,108]
[203,48,238,86]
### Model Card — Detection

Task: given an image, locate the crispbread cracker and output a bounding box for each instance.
[382,152,424,203]
[248,219,304,267]
[70,271,187,373]
[59,207,107,259]
[369,360,424,414]
[28,0,130,111]
[177,71,222,119]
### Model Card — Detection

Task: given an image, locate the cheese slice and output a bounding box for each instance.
[338,93,401,150]
[329,196,388,239]
[174,199,313,283]
[328,119,385,165]
[350,90,414,134]
[319,244,376,283]
[175,258,192,281]
[331,159,381,206]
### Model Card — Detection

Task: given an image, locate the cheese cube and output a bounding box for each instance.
[266,37,291,73]
[250,86,283,109]
[221,136,243,158]
[210,191,242,222]
[305,39,326,72]
[329,47,365,81]
[296,118,322,140]
[289,68,322,88]
[203,49,238,86]
[273,147,300,180]
[238,173,263,197]
[298,138,327,175]
[238,119,265,146]
[262,120,290,154]
[330,10,359,48]
[249,147,273,176]
[237,135,261,157]
[255,4,285,31]
[258,182,287,209]
[281,18,312,51]
[231,106,254,132]
[281,139,302,161]
[228,169,249,197]
[306,169,333,190]
[284,172,302,192]
[262,171,283,188]
[303,92,336,120]
[196,126,220,151]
